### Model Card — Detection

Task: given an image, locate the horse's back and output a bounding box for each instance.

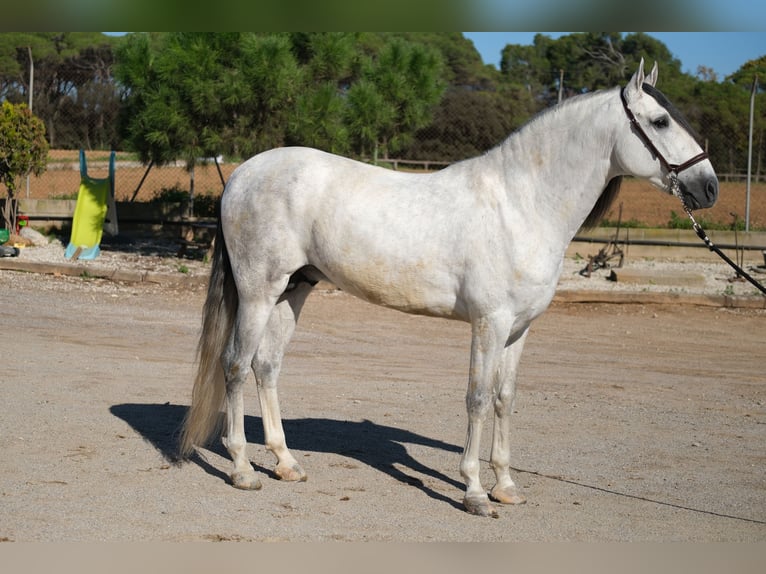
[226,146,430,203]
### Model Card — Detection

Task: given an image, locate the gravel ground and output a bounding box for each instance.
[15,236,212,279]
[560,257,763,296]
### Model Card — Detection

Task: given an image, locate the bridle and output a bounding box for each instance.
[619,86,708,200]
[619,86,766,297]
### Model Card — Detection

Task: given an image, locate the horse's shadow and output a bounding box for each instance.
[110,403,465,509]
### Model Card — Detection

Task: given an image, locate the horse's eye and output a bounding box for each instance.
[652,116,669,129]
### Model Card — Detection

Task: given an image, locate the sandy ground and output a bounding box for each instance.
[0,240,764,542]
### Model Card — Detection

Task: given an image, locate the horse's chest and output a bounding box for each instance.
[473,252,561,320]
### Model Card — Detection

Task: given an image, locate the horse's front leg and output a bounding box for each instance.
[461,312,513,517]
[488,329,529,506]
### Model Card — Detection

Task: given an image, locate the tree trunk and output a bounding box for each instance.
[2,197,18,232]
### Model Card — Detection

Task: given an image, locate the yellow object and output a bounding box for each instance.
[65,150,115,260]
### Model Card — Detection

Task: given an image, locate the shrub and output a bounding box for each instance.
[150,185,218,217]
[0,102,49,229]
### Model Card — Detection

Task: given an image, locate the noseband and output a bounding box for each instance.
[620,87,708,197]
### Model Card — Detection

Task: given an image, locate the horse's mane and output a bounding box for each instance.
[513,89,607,136]
[581,175,622,229]
[478,87,624,230]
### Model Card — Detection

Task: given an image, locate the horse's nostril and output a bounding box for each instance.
[706,178,719,203]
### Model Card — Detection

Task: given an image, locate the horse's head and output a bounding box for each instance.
[615,59,718,210]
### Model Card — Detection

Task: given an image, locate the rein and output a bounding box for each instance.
[621,87,766,297]
[681,201,766,296]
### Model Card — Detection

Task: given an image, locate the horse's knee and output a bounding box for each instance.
[466,388,493,418]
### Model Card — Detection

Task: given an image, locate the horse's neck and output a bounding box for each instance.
[497,88,620,243]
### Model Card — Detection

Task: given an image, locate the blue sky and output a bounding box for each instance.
[463,32,766,79]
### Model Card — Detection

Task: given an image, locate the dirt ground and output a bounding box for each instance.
[0,268,764,542]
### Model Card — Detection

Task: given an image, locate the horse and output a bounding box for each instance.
[180,60,718,517]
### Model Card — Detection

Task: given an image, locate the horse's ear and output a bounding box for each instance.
[646,61,659,87]
[625,58,646,101]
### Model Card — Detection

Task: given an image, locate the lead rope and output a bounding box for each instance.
[669,173,766,296]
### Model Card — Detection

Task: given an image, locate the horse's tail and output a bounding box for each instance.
[179,219,237,459]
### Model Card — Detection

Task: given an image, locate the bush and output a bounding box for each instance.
[0,102,49,229]
[668,210,745,231]
[150,185,218,217]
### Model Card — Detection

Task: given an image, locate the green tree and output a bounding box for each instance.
[500,34,556,105]
[395,32,495,87]
[116,32,244,211]
[728,57,765,181]
[725,55,765,89]
[345,78,392,160]
[400,32,510,161]
[407,84,536,161]
[285,33,355,154]
[346,38,444,161]
[115,33,234,167]
[0,32,121,149]
[288,81,350,154]
[0,102,48,230]
[116,33,305,167]
[692,79,760,176]
[235,33,303,157]
[500,32,687,105]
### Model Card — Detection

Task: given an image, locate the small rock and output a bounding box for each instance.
[20,227,50,246]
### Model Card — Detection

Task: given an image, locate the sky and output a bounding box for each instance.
[462,32,766,79]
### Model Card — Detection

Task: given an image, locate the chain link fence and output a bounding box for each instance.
[25,150,232,204]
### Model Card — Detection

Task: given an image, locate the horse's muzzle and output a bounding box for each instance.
[680,176,719,210]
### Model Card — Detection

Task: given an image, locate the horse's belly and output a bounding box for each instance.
[323,261,465,320]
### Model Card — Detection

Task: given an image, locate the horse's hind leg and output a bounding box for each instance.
[222,284,288,490]
[253,282,313,482]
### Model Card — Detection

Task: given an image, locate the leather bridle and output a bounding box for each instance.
[619,87,709,182]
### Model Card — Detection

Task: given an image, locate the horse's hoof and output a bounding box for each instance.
[231,471,263,490]
[463,494,499,518]
[275,463,307,482]
[489,485,527,505]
